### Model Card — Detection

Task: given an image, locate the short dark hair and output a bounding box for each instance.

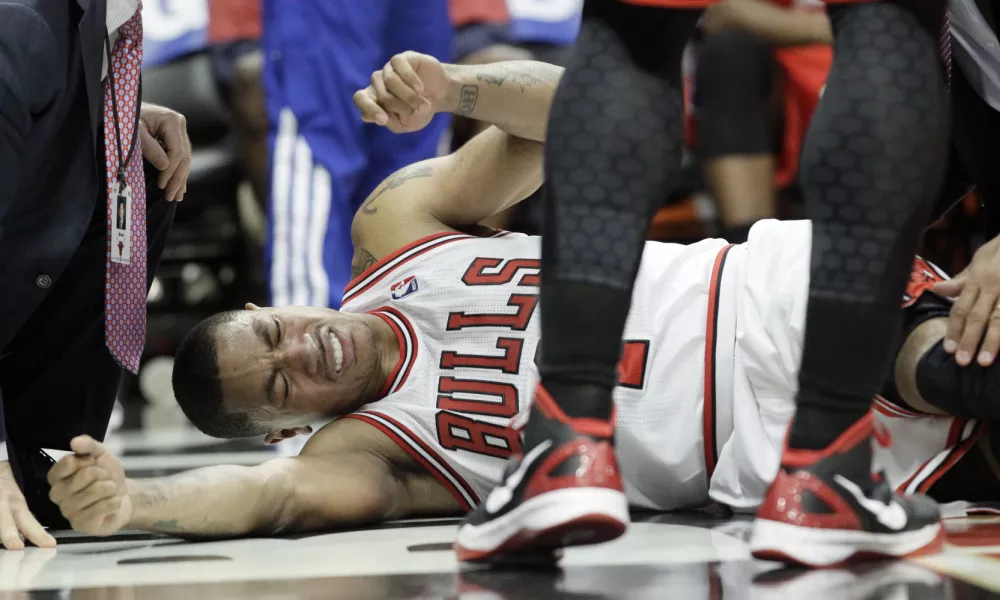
[172,311,269,439]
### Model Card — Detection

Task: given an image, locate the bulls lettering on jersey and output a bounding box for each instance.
[437,255,541,458]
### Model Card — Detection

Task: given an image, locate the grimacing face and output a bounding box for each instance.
[213,304,386,425]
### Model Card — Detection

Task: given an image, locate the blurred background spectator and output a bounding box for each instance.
[692,0,832,243]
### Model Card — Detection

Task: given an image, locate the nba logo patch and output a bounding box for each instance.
[391,276,419,300]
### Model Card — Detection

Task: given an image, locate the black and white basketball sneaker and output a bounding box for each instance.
[454,384,629,564]
[751,413,944,567]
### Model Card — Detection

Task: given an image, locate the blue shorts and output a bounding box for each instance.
[263,0,452,308]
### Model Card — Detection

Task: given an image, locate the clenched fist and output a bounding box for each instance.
[353,51,452,134]
[47,436,131,537]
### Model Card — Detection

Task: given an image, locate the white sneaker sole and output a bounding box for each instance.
[750,518,945,567]
[455,487,629,563]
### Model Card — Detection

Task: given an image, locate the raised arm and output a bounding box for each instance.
[349,53,564,263]
[48,421,460,538]
[355,52,561,143]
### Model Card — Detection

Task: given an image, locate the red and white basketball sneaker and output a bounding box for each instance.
[454,384,629,564]
[750,413,945,567]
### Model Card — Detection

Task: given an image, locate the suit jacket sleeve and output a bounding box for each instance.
[0,4,60,225]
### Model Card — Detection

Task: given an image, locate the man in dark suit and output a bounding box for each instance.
[0,0,191,549]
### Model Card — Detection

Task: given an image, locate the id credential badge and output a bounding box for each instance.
[111,180,132,265]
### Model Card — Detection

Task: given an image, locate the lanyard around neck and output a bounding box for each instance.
[103,31,142,185]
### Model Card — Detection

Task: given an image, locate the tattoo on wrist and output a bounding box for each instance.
[457,85,478,116]
[352,248,377,279]
[360,165,434,215]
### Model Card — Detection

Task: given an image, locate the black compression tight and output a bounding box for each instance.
[788,1,949,450]
[537,1,701,420]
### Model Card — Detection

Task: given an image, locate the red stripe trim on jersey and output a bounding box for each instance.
[343,411,479,510]
[702,244,734,478]
[897,421,981,494]
[946,419,966,448]
[872,395,925,419]
[917,423,985,494]
[897,454,935,496]
[343,232,472,305]
[370,307,418,397]
[708,566,723,600]
[872,401,909,419]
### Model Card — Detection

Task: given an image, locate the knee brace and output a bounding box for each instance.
[882,289,1000,420]
[917,340,1000,420]
[695,29,774,158]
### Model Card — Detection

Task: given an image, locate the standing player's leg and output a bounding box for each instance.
[455,0,702,563]
[750,1,950,566]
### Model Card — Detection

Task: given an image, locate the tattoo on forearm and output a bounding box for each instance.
[129,468,257,537]
[360,166,434,215]
[476,73,508,87]
[352,248,377,279]
[132,471,211,511]
[457,85,478,116]
[475,67,549,93]
[133,480,170,509]
[152,519,185,533]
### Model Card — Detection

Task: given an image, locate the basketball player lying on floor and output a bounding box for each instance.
[47,53,1000,542]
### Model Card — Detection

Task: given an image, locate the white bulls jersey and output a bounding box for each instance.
[339,221,994,514]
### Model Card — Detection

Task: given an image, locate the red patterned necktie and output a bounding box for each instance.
[103,4,146,374]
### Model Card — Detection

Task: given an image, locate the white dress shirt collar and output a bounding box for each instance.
[107,0,140,33]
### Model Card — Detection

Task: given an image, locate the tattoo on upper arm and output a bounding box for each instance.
[457,85,478,115]
[359,166,434,215]
[352,248,377,279]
